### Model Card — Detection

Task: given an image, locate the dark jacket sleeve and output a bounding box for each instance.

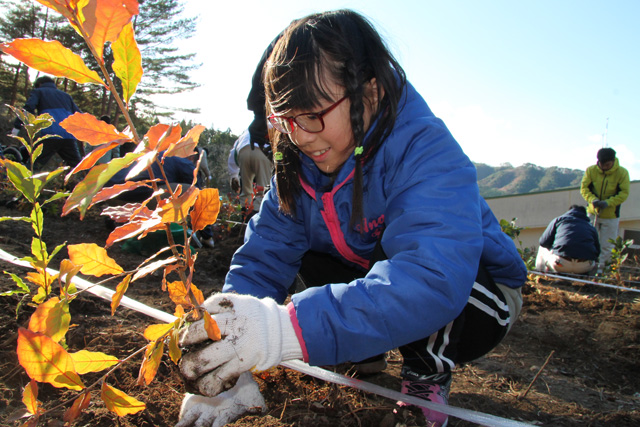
[538,218,558,249]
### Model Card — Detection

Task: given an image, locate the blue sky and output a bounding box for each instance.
[162,0,640,180]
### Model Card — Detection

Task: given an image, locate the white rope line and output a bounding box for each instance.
[528,270,640,293]
[0,246,537,426]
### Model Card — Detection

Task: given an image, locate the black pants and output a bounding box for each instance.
[296,249,512,379]
[34,138,82,170]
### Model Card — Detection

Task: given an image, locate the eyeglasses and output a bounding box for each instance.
[268,96,347,134]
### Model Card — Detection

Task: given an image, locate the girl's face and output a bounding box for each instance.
[287,78,378,174]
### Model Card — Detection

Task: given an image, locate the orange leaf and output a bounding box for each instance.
[17,328,84,390]
[143,323,173,341]
[28,297,70,343]
[191,188,220,232]
[163,125,205,158]
[61,112,131,146]
[71,141,122,174]
[105,217,163,248]
[101,382,146,416]
[70,350,119,374]
[158,186,199,224]
[63,392,91,424]
[34,0,82,23]
[92,180,156,206]
[173,304,185,318]
[137,341,164,386]
[67,243,124,277]
[59,259,82,288]
[153,125,182,152]
[132,256,178,283]
[203,311,222,341]
[112,22,142,103]
[0,39,104,86]
[111,274,131,315]
[22,380,39,415]
[81,0,138,60]
[190,284,205,305]
[167,281,189,306]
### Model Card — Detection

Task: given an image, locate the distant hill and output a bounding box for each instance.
[474,162,584,198]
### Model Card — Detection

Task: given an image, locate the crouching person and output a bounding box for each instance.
[177,10,526,427]
[535,205,600,274]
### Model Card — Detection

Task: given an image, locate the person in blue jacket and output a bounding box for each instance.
[535,205,600,274]
[12,75,83,170]
[178,10,527,427]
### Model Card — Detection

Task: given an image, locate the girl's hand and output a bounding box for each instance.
[176,372,265,427]
[179,293,303,396]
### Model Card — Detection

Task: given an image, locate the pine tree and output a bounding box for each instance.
[133,0,200,118]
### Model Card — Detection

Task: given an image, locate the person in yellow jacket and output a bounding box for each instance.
[580,147,630,272]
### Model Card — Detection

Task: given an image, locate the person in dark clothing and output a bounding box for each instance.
[12,75,83,170]
[246,34,280,152]
[535,205,600,274]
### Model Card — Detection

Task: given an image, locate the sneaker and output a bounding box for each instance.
[352,355,387,375]
[396,373,451,427]
[201,237,215,248]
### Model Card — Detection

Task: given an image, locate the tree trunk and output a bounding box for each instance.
[9,63,21,106]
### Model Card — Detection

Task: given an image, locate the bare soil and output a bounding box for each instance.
[0,196,639,427]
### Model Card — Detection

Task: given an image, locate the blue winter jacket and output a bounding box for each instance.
[224,82,527,366]
[539,208,600,260]
[14,81,81,139]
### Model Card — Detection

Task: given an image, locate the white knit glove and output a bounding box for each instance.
[179,293,303,396]
[176,372,265,427]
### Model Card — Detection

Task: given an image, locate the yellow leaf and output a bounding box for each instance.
[81,0,138,60]
[191,188,220,232]
[158,186,199,224]
[22,380,39,415]
[70,350,119,374]
[101,382,146,416]
[0,39,105,87]
[137,341,164,386]
[143,323,173,342]
[17,328,84,390]
[203,311,222,341]
[67,243,124,277]
[112,22,142,103]
[63,392,91,424]
[168,328,181,364]
[28,297,70,343]
[111,274,131,315]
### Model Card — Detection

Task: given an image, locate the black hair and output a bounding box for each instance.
[597,147,616,163]
[34,75,55,88]
[569,205,587,214]
[264,9,406,225]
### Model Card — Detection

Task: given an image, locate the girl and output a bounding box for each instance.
[179,9,527,427]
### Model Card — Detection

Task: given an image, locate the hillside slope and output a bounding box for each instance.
[475,162,583,197]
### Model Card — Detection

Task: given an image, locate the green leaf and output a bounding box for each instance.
[50,242,67,261]
[1,271,30,295]
[0,216,31,223]
[62,152,142,219]
[30,203,44,236]
[43,191,70,206]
